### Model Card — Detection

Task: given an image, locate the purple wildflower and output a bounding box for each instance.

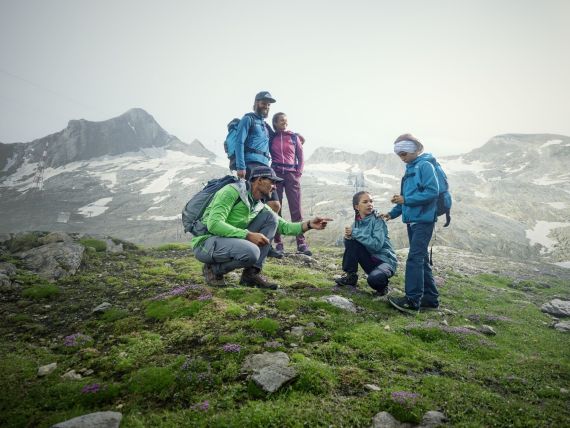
[198,293,212,301]
[391,391,421,406]
[221,343,241,353]
[81,383,103,394]
[151,285,200,301]
[64,333,93,347]
[191,400,209,411]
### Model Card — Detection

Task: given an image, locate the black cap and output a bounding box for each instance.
[249,166,283,182]
[254,91,276,103]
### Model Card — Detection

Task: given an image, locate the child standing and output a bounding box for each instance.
[335,191,397,295]
[382,133,440,314]
[269,112,311,256]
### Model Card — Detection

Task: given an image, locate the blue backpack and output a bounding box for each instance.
[224,113,272,170]
[425,158,452,227]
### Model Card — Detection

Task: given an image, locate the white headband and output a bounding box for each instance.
[394,140,418,154]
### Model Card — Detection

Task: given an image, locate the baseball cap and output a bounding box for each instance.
[254,91,276,103]
[249,166,283,182]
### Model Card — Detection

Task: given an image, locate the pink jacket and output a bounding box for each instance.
[270,131,304,174]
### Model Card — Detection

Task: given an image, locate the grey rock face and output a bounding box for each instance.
[51,411,122,428]
[251,364,298,393]
[541,299,570,317]
[321,295,357,313]
[17,242,84,280]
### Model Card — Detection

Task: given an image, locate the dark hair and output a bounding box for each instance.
[352,191,371,221]
[272,112,286,129]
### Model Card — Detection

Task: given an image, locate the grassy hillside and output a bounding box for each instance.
[0,241,569,427]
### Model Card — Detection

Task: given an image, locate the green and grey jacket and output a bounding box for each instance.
[190,181,303,249]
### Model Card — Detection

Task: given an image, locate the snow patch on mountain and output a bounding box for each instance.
[78,197,113,217]
[526,221,570,253]
[532,173,570,186]
[441,157,490,174]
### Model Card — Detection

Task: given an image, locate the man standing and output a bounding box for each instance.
[191,166,332,289]
[233,91,282,257]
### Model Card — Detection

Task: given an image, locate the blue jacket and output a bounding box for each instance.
[351,213,398,272]
[234,113,275,170]
[389,153,439,224]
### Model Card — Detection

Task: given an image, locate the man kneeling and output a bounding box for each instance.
[191,166,331,289]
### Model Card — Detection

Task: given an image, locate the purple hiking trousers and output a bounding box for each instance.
[273,170,306,248]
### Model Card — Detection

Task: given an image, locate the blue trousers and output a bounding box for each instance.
[405,223,439,306]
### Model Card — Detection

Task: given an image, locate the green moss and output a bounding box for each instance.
[291,354,337,395]
[155,243,191,251]
[101,308,129,323]
[79,238,107,252]
[22,284,60,300]
[129,366,176,397]
[107,332,165,371]
[249,318,280,336]
[145,297,208,321]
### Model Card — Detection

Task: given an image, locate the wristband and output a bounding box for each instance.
[306,220,313,230]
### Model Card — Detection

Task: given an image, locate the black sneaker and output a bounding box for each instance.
[388,296,419,314]
[297,245,312,256]
[268,246,284,259]
[374,286,391,297]
[420,300,440,311]
[240,267,278,290]
[335,272,358,287]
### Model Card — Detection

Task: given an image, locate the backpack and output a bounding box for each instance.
[425,158,452,227]
[224,113,272,170]
[181,175,240,235]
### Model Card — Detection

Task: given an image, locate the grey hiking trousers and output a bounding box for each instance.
[193,209,278,276]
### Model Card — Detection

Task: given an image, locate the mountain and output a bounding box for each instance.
[0,108,222,244]
[1,111,569,265]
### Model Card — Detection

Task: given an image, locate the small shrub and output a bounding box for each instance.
[155,243,191,251]
[101,308,129,323]
[6,232,41,252]
[129,366,176,397]
[276,298,300,312]
[145,297,208,321]
[224,302,247,317]
[249,318,280,336]
[113,316,145,335]
[79,238,107,252]
[292,354,337,395]
[79,382,122,406]
[22,284,60,300]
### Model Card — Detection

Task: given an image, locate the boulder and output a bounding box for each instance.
[16,242,84,280]
[541,299,570,317]
[251,364,298,393]
[38,362,57,377]
[38,232,72,245]
[321,295,357,313]
[51,411,122,428]
[241,351,289,373]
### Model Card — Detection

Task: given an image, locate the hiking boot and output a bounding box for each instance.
[334,272,358,287]
[388,296,419,314]
[202,264,226,287]
[297,244,312,256]
[268,246,284,259]
[420,299,440,311]
[374,285,391,297]
[240,267,278,290]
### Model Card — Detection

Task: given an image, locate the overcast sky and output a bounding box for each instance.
[1,0,569,157]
